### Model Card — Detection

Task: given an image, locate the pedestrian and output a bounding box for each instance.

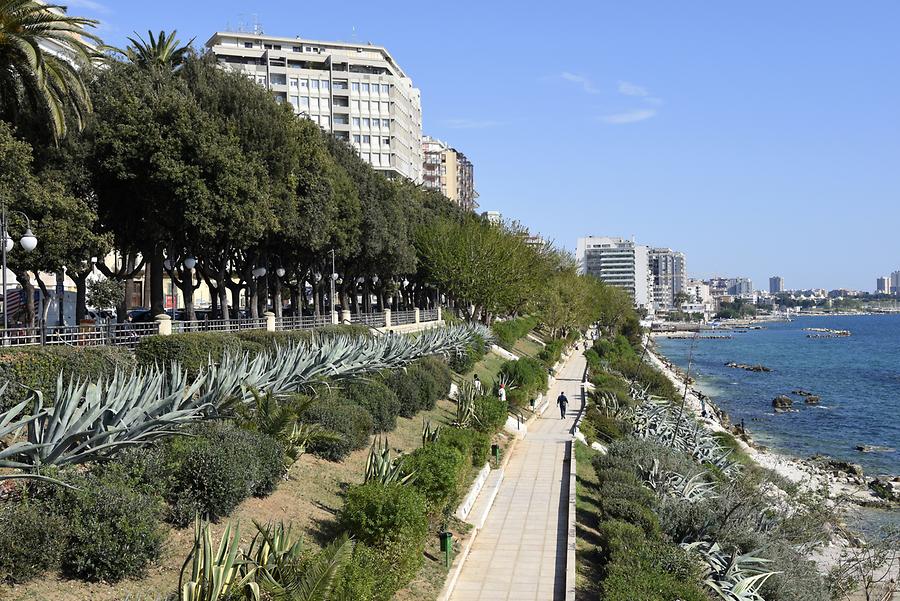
[498,383,506,404]
[473,374,482,394]
[557,391,568,419]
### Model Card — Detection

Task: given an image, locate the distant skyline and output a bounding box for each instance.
[69,0,900,290]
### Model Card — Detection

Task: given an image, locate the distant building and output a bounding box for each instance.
[876,276,890,294]
[421,136,478,211]
[482,210,502,224]
[769,276,784,294]
[649,248,686,311]
[891,271,900,294]
[576,236,653,311]
[206,31,423,182]
[727,277,753,296]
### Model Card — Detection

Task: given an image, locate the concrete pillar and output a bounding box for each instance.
[154,313,172,336]
[437,306,442,322]
[384,308,391,328]
[331,310,338,325]
[341,309,352,325]
[414,308,420,324]
[264,311,276,332]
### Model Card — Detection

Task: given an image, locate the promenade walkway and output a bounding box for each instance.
[449,350,586,601]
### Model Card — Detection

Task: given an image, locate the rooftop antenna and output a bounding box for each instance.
[252,14,263,35]
[351,25,357,42]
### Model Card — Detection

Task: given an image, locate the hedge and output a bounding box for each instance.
[491,315,538,349]
[0,502,68,583]
[404,443,468,514]
[0,346,134,412]
[382,356,450,418]
[301,394,374,461]
[537,338,565,368]
[473,395,507,434]
[342,379,401,433]
[499,356,547,397]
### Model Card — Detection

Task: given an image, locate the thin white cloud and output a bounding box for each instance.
[560,72,601,95]
[617,81,649,97]
[444,118,501,129]
[600,109,657,124]
[63,0,111,13]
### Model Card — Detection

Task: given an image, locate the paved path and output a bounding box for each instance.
[450,351,586,601]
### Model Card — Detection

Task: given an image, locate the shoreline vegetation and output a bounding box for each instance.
[575,315,900,601]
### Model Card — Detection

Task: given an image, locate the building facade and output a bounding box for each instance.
[876,276,890,294]
[421,136,477,210]
[206,32,423,182]
[577,236,653,311]
[891,271,900,294]
[649,248,686,311]
[769,276,784,294]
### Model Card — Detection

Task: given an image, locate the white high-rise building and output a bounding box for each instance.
[891,271,900,295]
[649,248,686,311]
[206,32,423,182]
[576,236,654,311]
[876,276,890,294]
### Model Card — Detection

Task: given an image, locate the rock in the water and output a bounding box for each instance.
[804,395,821,404]
[725,362,771,372]
[855,445,896,454]
[772,395,793,410]
[869,478,900,502]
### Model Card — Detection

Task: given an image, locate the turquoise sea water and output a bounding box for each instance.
[655,314,900,476]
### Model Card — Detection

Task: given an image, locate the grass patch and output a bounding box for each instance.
[465,350,506,387]
[512,335,542,359]
[574,441,603,600]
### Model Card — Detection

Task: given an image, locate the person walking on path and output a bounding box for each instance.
[473,374,482,394]
[557,391,568,419]
[498,383,507,404]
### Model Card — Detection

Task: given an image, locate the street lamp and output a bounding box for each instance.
[275,267,286,278]
[252,266,267,278]
[1,206,38,334]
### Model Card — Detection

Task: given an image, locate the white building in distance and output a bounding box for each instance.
[576,236,653,311]
[206,31,423,182]
[649,247,686,311]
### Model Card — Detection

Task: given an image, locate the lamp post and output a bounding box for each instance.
[1,205,38,336]
[330,249,337,324]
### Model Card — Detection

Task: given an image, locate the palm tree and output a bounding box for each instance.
[123,30,193,72]
[0,0,101,140]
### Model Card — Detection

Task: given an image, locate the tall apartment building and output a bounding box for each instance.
[769,276,784,294]
[876,276,890,294]
[576,237,653,311]
[421,136,478,210]
[649,248,686,311]
[891,271,900,294]
[206,32,423,182]
[727,277,753,296]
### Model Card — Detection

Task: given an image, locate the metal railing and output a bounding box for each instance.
[173,318,268,333]
[392,310,417,325]
[420,308,439,322]
[277,315,333,331]
[0,322,160,348]
[350,312,386,327]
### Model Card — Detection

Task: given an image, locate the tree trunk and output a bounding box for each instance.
[150,245,164,316]
[179,269,196,321]
[312,280,320,317]
[14,272,35,327]
[73,272,89,323]
[249,278,259,319]
[273,277,283,318]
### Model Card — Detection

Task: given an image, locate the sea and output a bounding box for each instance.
[655,314,900,532]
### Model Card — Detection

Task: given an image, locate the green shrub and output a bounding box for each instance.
[0,502,68,583]
[537,338,565,367]
[418,355,452,401]
[474,395,507,434]
[163,423,285,526]
[599,479,656,509]
[491,315,538,349]
[582,407,627,443]
[382,368,422,418]
[301,395,374,461]
[405,442,468,513]
[407,361,440,411]
[332,542,379,601]
[499,357,547,395]
[136,332,245,375]
[506,387,528,409]
[0,345,134,411]
[382,358,447,418]
[343,379,401,432]
[469,430,491,466]
[338,482,428,598]
[448,334,486,373]
[43,471,165,582]
[601,498,660,538]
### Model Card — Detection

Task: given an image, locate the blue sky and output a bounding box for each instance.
[70,0,900,291]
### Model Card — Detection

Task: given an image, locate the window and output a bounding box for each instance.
[300,97,309,109]
[362,135,371,144]
[370,102,379,114]
[381,118,390,127]
[256,75,266,85]
[360,101,369,112]
[381,153,390,165]
[270,73,286,86]
[320,115,330,127]
[381,101,389,112]
[362,118,370,127]
[333,114,349,124]
[310,97,319,110]
[273,44,282,50]
[320,98,330,109]
[299,79,309,89]
[371,154,381,166]
[362,83,370,93]
[289,96,299,109]
[264,43,272,49]
[244,42,254,48]
[333,79,348,90]
[353,135,361,143]
[351,100,360,111]
[351,82,360,92]
[333,95,349,107]
[334,131,349,141]
[311,80,319,90]
[381,84,389,94]
[321,80,330,90]
[289,78,298,89]
[292,46,301,52]
[382,137,390,145]
[352,117,360,127]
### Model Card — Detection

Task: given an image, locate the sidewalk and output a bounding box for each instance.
[449,351,586,601]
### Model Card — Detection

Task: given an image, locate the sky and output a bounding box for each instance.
[67,0,900,291]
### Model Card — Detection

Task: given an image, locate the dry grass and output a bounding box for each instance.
[512,336,543,359]
[3,399,458,601]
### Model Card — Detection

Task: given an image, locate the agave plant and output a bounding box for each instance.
[422,419,441,446]
[453,380,479,428]
[364,438,414,485]
[682,541,780,601]
[180,519,258,601]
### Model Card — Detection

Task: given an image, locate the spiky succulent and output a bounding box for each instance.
[364,438,414,485]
